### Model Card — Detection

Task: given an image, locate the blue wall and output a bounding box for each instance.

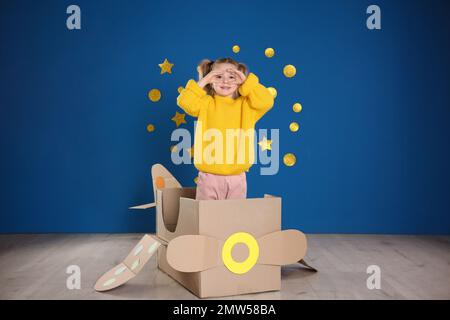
[1,0,449,234]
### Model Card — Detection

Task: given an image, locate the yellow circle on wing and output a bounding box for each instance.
[267,87,277,98]
[283,64,296,78]
[146,124,155,132]
[283,153,297,167]
[293,102,302,113]
[148,89,161,102]
[232,45,240,53]
[265,48,275,58]
[289,122,299,132]
[177,86,184,94]
[222,232,259,275]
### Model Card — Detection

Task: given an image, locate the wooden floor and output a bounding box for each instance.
[0,234,449,300]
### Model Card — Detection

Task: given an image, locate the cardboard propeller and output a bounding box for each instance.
[95,230,315,292]
[166,230,308,273]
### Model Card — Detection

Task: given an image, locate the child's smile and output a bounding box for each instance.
[210,63,241,97]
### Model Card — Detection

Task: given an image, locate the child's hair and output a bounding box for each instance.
[197,57,249,96]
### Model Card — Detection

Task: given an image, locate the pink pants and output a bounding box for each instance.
[195,171,247,200]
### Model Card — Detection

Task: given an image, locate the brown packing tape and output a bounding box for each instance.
[94,234,162,292]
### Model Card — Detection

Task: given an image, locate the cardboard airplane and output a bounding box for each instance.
[94,164,316,298]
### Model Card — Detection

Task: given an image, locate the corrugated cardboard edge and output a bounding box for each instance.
[156,190,199,242]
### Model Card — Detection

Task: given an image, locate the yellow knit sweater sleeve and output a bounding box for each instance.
[177,80,212,117]
[238,73,274,121]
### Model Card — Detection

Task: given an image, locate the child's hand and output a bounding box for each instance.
[225,68,247,86]
[197,70,225,88]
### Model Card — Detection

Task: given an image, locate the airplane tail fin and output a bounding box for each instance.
[129,163,182,211]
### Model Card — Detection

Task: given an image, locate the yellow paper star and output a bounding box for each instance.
[258,136,272,151]
[158,58,174,74]
[171,111,186,127]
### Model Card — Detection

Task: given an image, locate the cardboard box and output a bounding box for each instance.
[94,164,313,298]
[155,186,282,297]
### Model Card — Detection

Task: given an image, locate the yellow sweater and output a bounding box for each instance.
[176,73,274,175]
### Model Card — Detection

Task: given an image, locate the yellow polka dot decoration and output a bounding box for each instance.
[232,45,240,53]
[289,122,299,132]
[268,87,277,98]
[222,232,259,275]
[265,48,275,58]
[146,124,155,132]
[283,153,297,167]
[283,64,296,78]
[293,102,302,113]
[148,89,161,102]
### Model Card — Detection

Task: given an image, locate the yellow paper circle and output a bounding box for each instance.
[148,89,161,102]
[283,64,296,78]
[289,122,299,132]
[177,86,184,94]
[265,48,275,58]
[283,153,297,167]
[293,102,302,113]
[222,232,259,275]
[268,87,277,98]
[232,45,240,53]
[146,124,155,132]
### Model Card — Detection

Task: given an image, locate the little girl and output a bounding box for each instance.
[177,57,274,200]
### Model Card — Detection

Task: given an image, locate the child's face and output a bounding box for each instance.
[210,63,239,97]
